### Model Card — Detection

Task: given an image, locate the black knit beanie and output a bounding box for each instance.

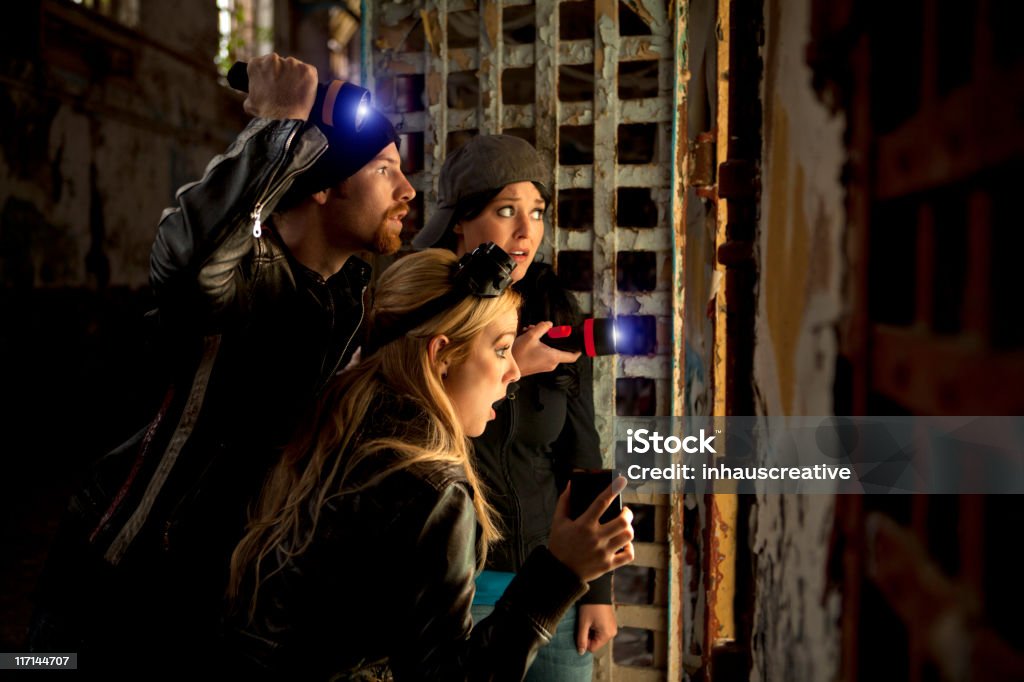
[276,107,399,212]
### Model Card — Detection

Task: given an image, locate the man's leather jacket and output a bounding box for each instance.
[229,399,590,681]
[30,118,371,663]
[102,116,372,568]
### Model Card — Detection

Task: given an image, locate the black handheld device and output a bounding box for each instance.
[226,61,372,135]
[569,468,622,524]
[541,316,657,357]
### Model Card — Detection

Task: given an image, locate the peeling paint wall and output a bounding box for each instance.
[0,0,246,290]
[755,0,844,418]
[679,0,716,676]
[682,0,717,419]
[748,495,841,681]
[748,0,846,679]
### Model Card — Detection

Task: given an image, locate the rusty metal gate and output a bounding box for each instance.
[364,1,687,679]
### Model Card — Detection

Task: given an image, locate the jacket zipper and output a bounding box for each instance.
[250,125,323,239]
[251,205,264,238]
[500,390,525,568]
[334,284,366,376]
[318,280,367,389]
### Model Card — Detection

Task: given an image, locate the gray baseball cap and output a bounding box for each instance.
[412,134,551,249]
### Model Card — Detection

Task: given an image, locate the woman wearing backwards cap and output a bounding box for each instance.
[413,135,618,681]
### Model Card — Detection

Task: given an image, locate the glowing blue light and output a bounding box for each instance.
[356,103,370,127]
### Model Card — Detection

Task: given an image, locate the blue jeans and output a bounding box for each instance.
[470,603,593,682]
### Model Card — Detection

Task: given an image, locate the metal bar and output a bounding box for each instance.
[621,98,673,123]
[617,604,669,631]
[504,43,535,67]
[560,39,595,65]
[378,53,426,74]
[706,493,736,646]
[614,227,672,251]
[559,102,595,125]
[426,0,448,228]
[873,67,1024,200]
[617,165,671,187]
[633,541,669,568]
[669,2,689,673]
[384,110,429,130]
[668,470,686,680]
[534,0,559,267]
[622,356,670,379]
[652,500,670,667]
[571,290,594,316]
[612,665,665,682]
[445,108,478,130]
[712,0,729,420]
[557,164,595,188]
[556,229,594,252]
[501,103,535,128]
[593,0,620,456]
[870,326,1024,413]
[594,1,622,678]
[478,0,502,133]
[448,46,479,70]
[619,35,674,61]
[622,489,670,506]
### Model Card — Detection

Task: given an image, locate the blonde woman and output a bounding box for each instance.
[228,246,634,680]
[414,135,616,680]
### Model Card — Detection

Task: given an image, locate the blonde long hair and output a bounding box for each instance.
[229,249,519,617]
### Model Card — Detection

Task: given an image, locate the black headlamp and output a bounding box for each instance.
[451,242,516,297]
[365,243,516,353]
[227,61,372,134]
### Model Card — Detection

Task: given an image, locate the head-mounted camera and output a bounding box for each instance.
[451,242,516,298]
[366,243,516,353]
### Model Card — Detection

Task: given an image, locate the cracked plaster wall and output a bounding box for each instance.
[0,0,245,291]
[747,0,846,679]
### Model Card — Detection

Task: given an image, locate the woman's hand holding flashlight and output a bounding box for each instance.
[512,322,581,377]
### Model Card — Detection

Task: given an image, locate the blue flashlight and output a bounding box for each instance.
[226,61,372,134]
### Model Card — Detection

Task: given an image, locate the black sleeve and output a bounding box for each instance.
[552,354,602,472]
[529,266,613,605]
[149,118,306,319]
[390,483,588,681]
[549,355,613,604]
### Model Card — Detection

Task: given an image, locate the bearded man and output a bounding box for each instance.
[28,54,415,677]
